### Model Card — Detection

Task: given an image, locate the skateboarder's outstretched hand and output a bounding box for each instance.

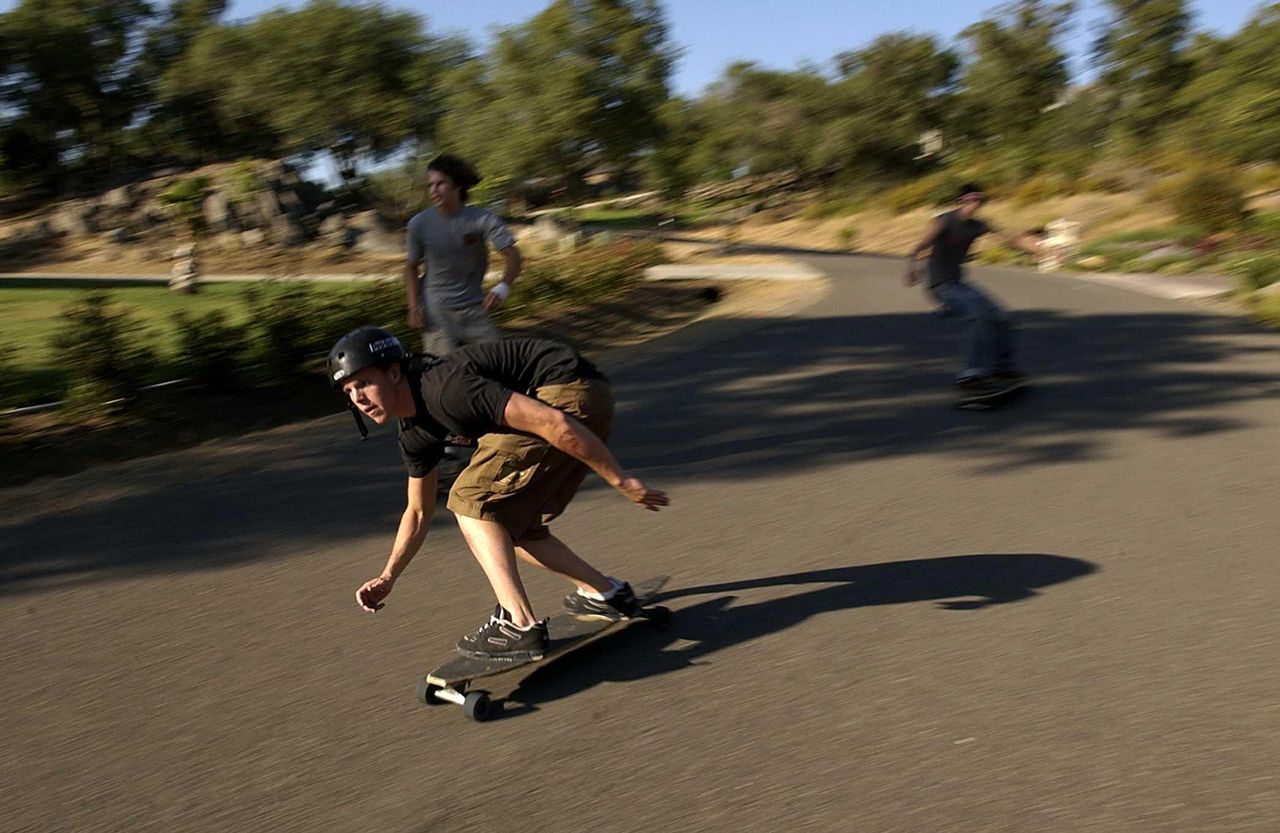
[617,475,669,511]
[356,575,395,612]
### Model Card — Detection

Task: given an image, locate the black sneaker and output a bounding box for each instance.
[563,581,640,620]
[456,606,549,661]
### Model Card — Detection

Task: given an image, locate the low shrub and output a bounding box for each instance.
[307,283,404,346]
[801,195,864,220]
[172,310,251,391]
[226,162,262,207]
[160,175,212,235]
[53,292,156,412]
[974,245,1020,265]
[495,238,666,321]
[241,284,314,376]
[881,171,968,214]
[1090,226,1202,246]
[1170,168,1248,235]
[1135,255,1194,274]
[1252,291,1280,328]
[1227,255,1280,292]
[1011,172,1075,206]
[1246,211,1280,246]
[1158,259,1199,276]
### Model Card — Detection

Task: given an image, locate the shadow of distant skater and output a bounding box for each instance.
[492,553,1095,718]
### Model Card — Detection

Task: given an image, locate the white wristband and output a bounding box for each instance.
[490,282,511,301]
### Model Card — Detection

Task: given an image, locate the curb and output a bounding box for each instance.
[644,262,826,282]
[592,261,831,374]
[1049,269,1234,302]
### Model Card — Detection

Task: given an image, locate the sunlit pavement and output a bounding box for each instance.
[2,254,1278,832]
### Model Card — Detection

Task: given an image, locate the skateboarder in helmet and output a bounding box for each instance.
[328,326,668,660]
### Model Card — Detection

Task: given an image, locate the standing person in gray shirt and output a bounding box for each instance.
[404,155,523,355]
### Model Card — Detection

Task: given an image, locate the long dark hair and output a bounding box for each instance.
[427,154,482,201]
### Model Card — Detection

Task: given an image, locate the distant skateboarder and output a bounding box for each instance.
[905,183,1041,397]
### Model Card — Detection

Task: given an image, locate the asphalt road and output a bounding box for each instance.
[3,254,1279,832]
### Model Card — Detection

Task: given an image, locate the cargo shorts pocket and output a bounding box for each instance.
[489,448,545,494]
[461,434,549,498]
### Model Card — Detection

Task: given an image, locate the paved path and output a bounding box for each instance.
[2,254,1278,832]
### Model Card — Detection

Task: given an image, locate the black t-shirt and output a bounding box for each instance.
[927,210,990,287]
[397,338,603,477]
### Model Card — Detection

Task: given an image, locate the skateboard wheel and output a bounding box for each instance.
[416,680,446,706]
[645,605,671,629]
[463,691,493,722]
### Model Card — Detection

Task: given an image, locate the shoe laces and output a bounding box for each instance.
[465,615,504,638]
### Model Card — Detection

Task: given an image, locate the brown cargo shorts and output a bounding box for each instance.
[446,378,614,543]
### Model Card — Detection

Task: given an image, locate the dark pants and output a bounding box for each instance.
[931,281,1016,379]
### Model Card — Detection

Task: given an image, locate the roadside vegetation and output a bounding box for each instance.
[4,0,1280,481]
[0,238,670,486]
[2,239,665,413]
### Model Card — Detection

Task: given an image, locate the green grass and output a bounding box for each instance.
[1252,291,1280,327]
[1,278,389,369]
[1,240,664,410]
[1,278,398,408]
[1087,226,1202,246]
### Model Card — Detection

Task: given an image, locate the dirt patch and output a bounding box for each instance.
[4,233,405,277]
[652,192,1179,260]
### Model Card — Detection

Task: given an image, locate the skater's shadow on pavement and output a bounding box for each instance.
[491,552,1095,720]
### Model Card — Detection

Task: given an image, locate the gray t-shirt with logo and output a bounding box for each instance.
[405,205,517,310]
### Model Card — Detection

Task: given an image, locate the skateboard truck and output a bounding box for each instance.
[417,679,494,721]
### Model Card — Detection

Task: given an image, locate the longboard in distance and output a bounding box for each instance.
[417,576,670,722]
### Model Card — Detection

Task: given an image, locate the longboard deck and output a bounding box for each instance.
[956,381,1029,411]
[425,576,669,688]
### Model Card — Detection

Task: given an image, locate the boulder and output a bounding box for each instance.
[531,214,579,243]
[50,201,100,237]
[256,190,282,224]
[270,214,308,247]
[350,210,403,254]
[318,212,347,237]
[202,191,235,233]
[102,184,137,211]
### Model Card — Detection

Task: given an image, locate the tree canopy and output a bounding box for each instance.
[1,0,1278,200]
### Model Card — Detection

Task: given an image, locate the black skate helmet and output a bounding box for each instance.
[327,326,405,387]
[327,326,406,438]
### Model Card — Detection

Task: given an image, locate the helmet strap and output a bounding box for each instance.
[348,402,369,440]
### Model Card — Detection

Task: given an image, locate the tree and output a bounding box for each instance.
[437,0,676,197]
[829,34,959,177]
[129,0,230,164]
[1172,4,1280,162]
[690,62,833,179]
[956,0,1075,146]
[0,0,157,188]
[162,0,462,177]
[1093,0,1193,141]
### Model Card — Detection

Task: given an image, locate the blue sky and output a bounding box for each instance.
[212,0,1270,95]
[0,0,1267,94]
